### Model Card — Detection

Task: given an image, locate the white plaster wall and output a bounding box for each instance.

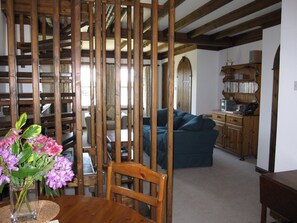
[196,50,219,115]
[275,0,297,171]
[257,25,280,171]
[218,41,262,66]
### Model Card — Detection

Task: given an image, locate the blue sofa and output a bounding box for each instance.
[143,109,218,169]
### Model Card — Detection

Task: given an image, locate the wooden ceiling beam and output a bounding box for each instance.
[212,9,281,40]
[81,28,231,47]
[231,28,263,47]
[142,0,185,33]
[1,0,89,19]
[163,0,233,34]
[187,0,281,38]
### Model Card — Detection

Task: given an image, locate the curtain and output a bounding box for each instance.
[106,64,115,118]
[143,65,151,116]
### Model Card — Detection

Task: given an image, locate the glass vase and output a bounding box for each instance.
[9,179,38,223]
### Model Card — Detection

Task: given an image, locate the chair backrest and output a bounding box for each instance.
[106,162,167,223]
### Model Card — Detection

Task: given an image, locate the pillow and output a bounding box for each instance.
[157,108,168,126]
[165,116,183,130]
[107,106,115,120]
[179,116,204,131]
[173,116,184,130]
[203,118,216,129]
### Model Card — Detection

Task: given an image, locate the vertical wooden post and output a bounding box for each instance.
[95,0,104,197]
[150,0,159,220]
[53,0,62,144]
[31,0,40,124]
[139,6,144,165]
[127,5,132,161]
[102,1,107,165]
[133,0,140,164]
[115,0,121,165]
[89,1,95,148]
[150,0,158,171]
[72,0,84,195]
[7,0,18,125]
[167,0,175,222]
[133,2,141,206]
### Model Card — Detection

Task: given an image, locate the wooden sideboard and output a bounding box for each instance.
[260,170,297,223]
[212,111,259,160]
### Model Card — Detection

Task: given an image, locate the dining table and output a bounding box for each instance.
[0,195,152,223]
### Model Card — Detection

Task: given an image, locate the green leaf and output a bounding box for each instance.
[16,113,27,130]
[11,166,40,179]
[34,161,55,178]
[11,140,20,155]
[22,125,42,139]
[17,143,33,164]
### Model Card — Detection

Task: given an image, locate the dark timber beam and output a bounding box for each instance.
[163,0,233,33]
[142,0,185,33]
[212,9,281,40]
[187,0,281,38]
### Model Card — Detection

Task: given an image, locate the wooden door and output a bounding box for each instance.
[176,57,192,113]
[162,62,168,108]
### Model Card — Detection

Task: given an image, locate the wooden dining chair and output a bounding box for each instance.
[106,162,167,223]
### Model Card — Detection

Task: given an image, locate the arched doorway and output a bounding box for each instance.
[269,46,280,172]
[176,57,192,113]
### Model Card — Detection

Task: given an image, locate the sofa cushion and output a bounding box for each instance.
[173,116,184,129]
[157,108,168,126]
[179,113,196,127]
[165,115,184,130]
[179,115,204,131]
[203,118,216,129]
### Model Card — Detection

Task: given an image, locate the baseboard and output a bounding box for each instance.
[255,166,269,174]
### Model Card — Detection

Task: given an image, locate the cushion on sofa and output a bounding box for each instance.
[179,115,204,131]
[165,115,184,130]
[157,108,168,126]
[203,118,216,129]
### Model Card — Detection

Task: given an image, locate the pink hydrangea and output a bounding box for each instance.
[27,135,63,156]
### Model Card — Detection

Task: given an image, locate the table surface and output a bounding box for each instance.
[260,170,297,222]
[0,195,151,223]
[106,129,133,143]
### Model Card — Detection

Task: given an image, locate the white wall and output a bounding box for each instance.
[257,25,280,170]
[275,0,297,171]
[196,50,219,115]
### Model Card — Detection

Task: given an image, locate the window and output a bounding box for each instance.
[81,66,91,107]
[120,66,134,106]
[81,65,133,107]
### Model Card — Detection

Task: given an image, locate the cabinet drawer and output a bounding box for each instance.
[226,115,243,126]
[212,113,226,122]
